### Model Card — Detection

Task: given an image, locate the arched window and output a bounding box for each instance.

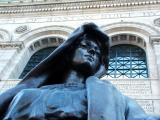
[107,44,148,78]
[19,47,56,79]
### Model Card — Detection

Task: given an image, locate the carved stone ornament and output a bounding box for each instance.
[0,0,159,14]
[154,18,160,27]
[15,25,29,34]
[152,39,160,45]
[150,36,160,45]
[0,41,24,49]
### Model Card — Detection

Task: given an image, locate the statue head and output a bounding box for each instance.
[20,23,110,87]
[71,34,102,77]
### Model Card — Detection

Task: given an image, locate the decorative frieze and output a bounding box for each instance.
[0,10,159,24]
[0,0,159,14]
[0,0,94,4]
[0,41,24,49]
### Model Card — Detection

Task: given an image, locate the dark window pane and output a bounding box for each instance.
[107,44,148,78]
[19,47,56,79]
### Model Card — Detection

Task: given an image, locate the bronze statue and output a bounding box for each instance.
[0,23,160,120]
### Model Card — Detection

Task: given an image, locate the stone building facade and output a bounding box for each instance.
[0,0,160,115]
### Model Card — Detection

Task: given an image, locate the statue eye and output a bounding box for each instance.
[79,43,87,48]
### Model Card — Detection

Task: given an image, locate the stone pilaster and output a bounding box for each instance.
[150,36,160,80]
[0,41,24,80]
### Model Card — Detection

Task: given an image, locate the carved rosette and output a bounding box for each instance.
[15,25,29,34]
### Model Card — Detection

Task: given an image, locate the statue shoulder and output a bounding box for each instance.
[86,76,117,89]
[86,76,122,96]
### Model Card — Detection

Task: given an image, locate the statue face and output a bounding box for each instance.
[72,37,101,75]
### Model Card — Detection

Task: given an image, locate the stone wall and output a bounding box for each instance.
[109,79,160,115]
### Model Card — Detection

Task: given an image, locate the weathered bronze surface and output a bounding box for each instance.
[0,23,159,120]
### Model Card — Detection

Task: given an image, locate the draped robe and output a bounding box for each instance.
[4,77,160,120]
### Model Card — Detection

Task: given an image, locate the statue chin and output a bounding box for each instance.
[74,62,98,77]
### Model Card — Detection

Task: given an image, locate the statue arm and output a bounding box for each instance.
[0,84,28,119]
[125,97,160,120]
[0,74,49,119]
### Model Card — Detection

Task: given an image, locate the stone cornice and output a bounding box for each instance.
[0,0,94,5]
[0,0,160,14]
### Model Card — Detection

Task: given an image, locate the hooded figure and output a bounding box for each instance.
[0,23,160,120]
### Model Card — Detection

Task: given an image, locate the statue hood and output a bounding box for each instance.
[20,23,110,87]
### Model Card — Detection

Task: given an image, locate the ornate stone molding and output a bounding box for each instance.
[0,29,11,41]
[102,22,160,37]
[0,41,24,49]
[154,18,160,27]
[150,36,160,45]
[110,34,146,49]
[15,25,29,34]
[17,25,72,45]
[0,0,94,4]
[0,10,160,24]
[0,0,160,14]
[28,37,64,53]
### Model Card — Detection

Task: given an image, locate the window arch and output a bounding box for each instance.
[107,44,148,78]
[19,47,56,79]
[19,44,148,79]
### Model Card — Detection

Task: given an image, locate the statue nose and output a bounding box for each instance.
[88,48,95,55]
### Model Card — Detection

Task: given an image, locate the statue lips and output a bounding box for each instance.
[84,55,94,62]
